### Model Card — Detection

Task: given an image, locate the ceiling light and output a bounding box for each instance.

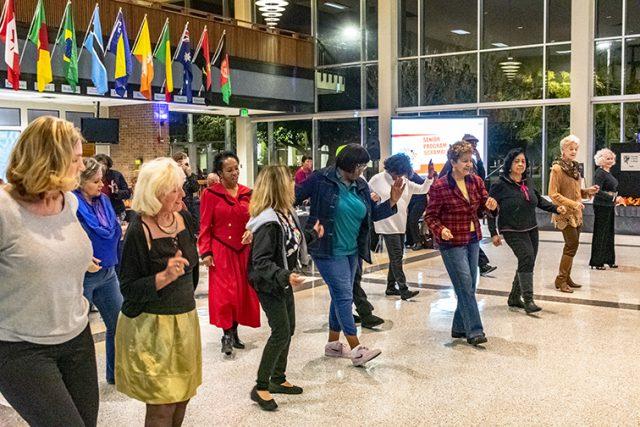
[259,6,285,12]
[256,0,289,28]
[264,17,280,21]
[324,2,348,9]
[517,26,523,30]
[262,12,283,17]
[492,42,509,48]
[451,29,470,35]
[555,49,572,54]
[256,0,288,5]
[342,26,360,40]
[597,41,612,50]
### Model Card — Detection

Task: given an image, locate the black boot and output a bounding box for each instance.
[518,272,541,314]
[507,275,525,309]
[221,330,233,355]
[231,323,245,349]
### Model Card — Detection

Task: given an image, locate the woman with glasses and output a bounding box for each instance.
[295,143,403,366]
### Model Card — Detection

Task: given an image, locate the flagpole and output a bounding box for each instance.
[192,25,206,64]
[210,30,226,66]
[77,3,98,63]
[173,21,189,61]
[105,7,122,50]
[0,0,7,27]
[50,0,71,59]
[152,18,169,57]
[18,0,40,65]
[131,14,147,54]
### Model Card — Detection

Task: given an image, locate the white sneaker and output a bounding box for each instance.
[324,341,351,358]
[350,345,382,367]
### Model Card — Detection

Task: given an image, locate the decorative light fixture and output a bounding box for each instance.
[256,0,289,27]
[451,29,470,35]
[499,56,522,82]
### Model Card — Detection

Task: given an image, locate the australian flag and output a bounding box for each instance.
[177,29,193,103]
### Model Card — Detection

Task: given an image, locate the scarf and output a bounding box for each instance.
[73,190,120,241]
[553,159,580,180]
[276,211,301,257]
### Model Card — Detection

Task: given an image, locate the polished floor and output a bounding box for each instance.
[1,229,639,425]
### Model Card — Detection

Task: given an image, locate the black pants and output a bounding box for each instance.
[383,234,408,291]
[256,287,295,390]
[0,325,99,427]
[503,229,539,274]
[590,204,616,266]
[352,260,374,317]
[405,198,426,246]
[478,247,490,268]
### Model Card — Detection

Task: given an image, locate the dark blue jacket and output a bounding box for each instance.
[295,166,397,264]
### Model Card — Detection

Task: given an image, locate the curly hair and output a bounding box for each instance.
[213,151,239,175]
[594,148,615,167]
[447,140,474,163]
[383,153,413,176]
[501,148,529,178]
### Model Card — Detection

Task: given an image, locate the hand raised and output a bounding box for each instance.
[163,250,190,283]
[389,177,406,205]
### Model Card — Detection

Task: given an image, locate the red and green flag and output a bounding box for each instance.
[212,32,231,104]
[27,0,52,92]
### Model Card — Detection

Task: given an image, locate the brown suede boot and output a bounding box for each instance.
[555,255,574,293]
[565,255,582,288]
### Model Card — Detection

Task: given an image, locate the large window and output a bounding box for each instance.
[256,120,312,175]
[317,118,361,167]
[317,0,361,65]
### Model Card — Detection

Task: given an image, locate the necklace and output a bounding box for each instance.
[154,213,178,235]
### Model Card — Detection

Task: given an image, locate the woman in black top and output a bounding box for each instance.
[488,149,566,313]
[116,158,201,426]
[590,149,625,269]
[245,166,322,411]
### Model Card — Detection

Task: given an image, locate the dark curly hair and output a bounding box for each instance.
[214,151,240,174]
[447,141,474,163]
[94,153,113,169]
[383,153,413,176]
[335,143,370,173]
[501,148,528,178]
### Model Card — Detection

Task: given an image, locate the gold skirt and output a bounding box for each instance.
[115,309,202,404]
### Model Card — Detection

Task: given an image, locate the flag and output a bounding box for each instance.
[131,15,153,100]
[83,4,108,95]
[56,1,79,90]
[212,32,231,104]
[107,9,132,97]
[193,27,211,91]
[27,0,52,92]
[0,0,20,90]
[176,27,193,103]
[153,19,172,102]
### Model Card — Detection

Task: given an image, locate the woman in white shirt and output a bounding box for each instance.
[368,153,434,300]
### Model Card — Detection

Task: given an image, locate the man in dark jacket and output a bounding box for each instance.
[95,154,131,219]
[173,152,201,229]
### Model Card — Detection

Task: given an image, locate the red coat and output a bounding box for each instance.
[199,183,260,329]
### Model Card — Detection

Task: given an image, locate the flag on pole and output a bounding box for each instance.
[56,1,79,90]
[0,0,20,90]
[83,4,108,95]
[154,19,172,102]
[193,26,211,91]
[131,15,154,100]
[212,32,231,104]
[26,0,52,92]
[107,9,132,97]
[176,27,193,103]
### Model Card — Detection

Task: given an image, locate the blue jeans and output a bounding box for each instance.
[439,240,484,339]
[313,254,359,336]
[83,267,123,382]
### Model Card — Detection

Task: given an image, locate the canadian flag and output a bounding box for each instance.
[0,0,20,90]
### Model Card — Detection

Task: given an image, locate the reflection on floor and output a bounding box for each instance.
[1,230,639,425]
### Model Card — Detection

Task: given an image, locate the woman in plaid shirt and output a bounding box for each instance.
[425,141,497,346]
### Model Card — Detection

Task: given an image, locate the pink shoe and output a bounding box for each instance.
[324,341,351,358]
[350,345,381,367]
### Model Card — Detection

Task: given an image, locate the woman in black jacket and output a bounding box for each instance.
[488,149,566,313]
[246,166,323,411]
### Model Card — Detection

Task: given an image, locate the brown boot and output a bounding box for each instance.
[555,255,574,293]
[565,256,582,288]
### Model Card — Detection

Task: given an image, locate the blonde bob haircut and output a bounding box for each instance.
[7,116,83,198]
[594,148,616,167]
[560,134,580,151]
[131,157,185,216]
[250,165,295,217]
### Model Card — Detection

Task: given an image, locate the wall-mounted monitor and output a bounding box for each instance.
[81,118,119,144]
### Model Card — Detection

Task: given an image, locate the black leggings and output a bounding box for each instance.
[0,325,99,427]
[502,229,540,273]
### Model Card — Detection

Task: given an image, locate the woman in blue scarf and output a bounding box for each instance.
[74,158,123,384]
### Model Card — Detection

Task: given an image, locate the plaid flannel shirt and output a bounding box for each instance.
[425,173,489,247]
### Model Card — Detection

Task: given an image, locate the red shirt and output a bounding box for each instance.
[295,167,312,185]
[425,173,489,247]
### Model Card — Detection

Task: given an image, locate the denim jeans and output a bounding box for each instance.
[439,239,484,339]
[313,254,359,336]
[83,267,123,382]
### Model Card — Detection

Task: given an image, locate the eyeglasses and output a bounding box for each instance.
[356,163,368,170]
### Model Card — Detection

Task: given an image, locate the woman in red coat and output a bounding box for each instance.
[199,152,260,355]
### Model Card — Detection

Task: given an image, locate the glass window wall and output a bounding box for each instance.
[422,0,477,54]
[318,0,361,66]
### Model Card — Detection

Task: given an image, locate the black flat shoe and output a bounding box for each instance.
[467,335,488,346]
[361,314,385,329]
[268,382,303,395]
[251,386,278,411]
[400,289,419,300]
[385,288,401,296]
[607,264,618,269]
[353,314,361,324]
[451,331,466,339]
[232,335,245,349]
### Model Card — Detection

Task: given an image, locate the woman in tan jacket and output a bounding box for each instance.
[548,135,599,293]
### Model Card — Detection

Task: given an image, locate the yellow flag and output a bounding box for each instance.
[132,16,154,100]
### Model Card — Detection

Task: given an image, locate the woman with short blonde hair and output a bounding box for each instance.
[0,116,99,426]
[116,157,202,426]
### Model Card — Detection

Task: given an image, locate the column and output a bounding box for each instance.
[187,113,197,169]
[377,0,399,169]
[570,0,595,184]
[234,0,252,27]
[236,117,255,185]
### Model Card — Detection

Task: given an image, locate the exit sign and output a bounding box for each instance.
[240,108,249,117]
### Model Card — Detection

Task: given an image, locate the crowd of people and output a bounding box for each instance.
[0,116,624,424]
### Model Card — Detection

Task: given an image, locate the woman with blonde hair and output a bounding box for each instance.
[0,116,99,426]
[589,148,625,269]
[116,157,201,426]
[245,166,322,411]
[548,135,599,292]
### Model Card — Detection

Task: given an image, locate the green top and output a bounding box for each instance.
[332,173,367,256]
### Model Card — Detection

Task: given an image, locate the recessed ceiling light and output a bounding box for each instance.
[324,2,348,9]
[451,29,470,35]
[517,26,523,29]
[492,42,509,48]
[555,49,572,54]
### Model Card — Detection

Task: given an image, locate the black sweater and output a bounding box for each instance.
[593,167,619,207]
[488,175,559,236]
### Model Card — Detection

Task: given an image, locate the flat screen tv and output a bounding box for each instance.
[81,118,119,143]
[391,116,487,175]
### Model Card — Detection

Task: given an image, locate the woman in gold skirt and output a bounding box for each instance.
[116,158,202,425]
